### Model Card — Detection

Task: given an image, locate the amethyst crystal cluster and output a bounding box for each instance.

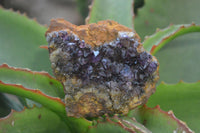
[48,31,157,91]
[46,20,159,117]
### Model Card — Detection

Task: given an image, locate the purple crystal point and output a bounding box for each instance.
[147,62,157,73]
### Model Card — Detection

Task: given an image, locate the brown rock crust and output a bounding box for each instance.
[46,19,140,47]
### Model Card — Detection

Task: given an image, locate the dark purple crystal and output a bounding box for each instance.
[83,48,91,57]
[127,47,136,57]
[78,57,88,65]
[101,58,111,70]
[79,40,86,48]
[87,66,93,75]
[147,62,157,73]
[59,31,68,39]
[52,31,158,90]
[120,65,134,81]
[92,54,102,63]
[77,50,83,56]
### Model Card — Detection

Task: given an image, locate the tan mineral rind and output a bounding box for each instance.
[46,19,159,118]
[46,18,140,47]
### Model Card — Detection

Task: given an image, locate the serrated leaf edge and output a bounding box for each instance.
[142,105,194,133]
[142,23,200,55]
[0,80,64,105]
[0,63,56,80]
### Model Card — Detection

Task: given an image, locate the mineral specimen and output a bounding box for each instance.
[46,19,159,118]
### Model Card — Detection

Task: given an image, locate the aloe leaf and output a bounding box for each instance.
[0,64,64,98]
[89,106,193,133]
[0,81,92,133]
[134,0,200,39]
[0,107,70,133]
[147,81,200,132]
[0,64,65,108]
[86,0,134,28]
[134,0,200,83]
[142,23,200,55]
[88,121,130,133]
[0,7,51,73]
[0,7,52,112]
[0,81,66,115]
[129,105,193,133]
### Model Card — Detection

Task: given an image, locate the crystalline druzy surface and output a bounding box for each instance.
[46,19,159,117]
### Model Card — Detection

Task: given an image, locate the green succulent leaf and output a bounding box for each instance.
[89,104,194,133]
[86,0,134,28]
[0,106,70,133]
[0,7,52,113]
[0,7,51,74]
[134,0,200,83]
[0,64,65,109]
[0,80,92,133]
[0,81,66,116]
[88,122,130,133]
[147,81,200,132]
[0,64,64,107]
[128,105,193,133]
[142,23,200,55]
